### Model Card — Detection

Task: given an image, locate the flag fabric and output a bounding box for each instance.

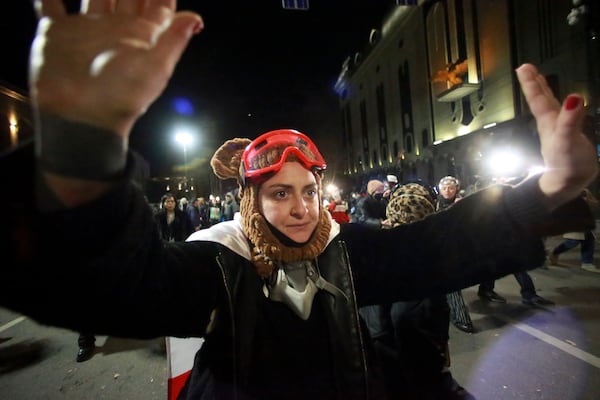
[166,337,205,400]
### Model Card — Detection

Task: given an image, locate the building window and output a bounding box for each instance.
[421,128,429,147]
[405,135,413,154]
[393,140,400,161]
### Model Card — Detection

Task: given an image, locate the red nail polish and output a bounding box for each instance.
[565,95,581,111]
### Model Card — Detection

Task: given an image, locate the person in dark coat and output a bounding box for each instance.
[155,193,195,242]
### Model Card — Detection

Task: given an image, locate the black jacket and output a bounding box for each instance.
[155,207,194,242]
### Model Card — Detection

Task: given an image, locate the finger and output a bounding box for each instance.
[142,2,174,27]
[94,12,203,133]
[82,0,116,14]
[115,0,144,14]
[516,64,561,110]
[142,0,176,25]
[34,0,66,18]
[555,95,585,138]
[534,72,557,103]
[147,0,176,13]
[516,63,561,133]
[146,12,203,75]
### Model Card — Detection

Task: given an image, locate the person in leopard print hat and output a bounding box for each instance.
[381,182,476,399]
[386,183,436,226]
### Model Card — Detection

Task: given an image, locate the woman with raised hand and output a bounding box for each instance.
[2,1,597,399]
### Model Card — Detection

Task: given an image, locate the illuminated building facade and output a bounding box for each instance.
[335,0,599,189]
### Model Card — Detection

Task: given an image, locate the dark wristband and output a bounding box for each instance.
[35,112,127,181]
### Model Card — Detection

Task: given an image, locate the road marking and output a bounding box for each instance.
[510,319,600,368]
[0,316,27,333]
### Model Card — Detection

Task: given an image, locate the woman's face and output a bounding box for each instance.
[439,184,458,200]
[163,197,177,211]
[258,162,320,243]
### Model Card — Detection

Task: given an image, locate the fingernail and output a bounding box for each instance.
[565,95,581,111]
[192,20,204,34]
[515,64,533,79]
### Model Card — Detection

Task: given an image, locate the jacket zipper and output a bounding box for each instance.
[338,239,371,399]
[215,252,238,400]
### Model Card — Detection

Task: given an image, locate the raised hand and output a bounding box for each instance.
[30,0,203,136]
[516,63,598,209]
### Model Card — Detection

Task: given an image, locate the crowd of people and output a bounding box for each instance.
[73,190,239,363]
[159,192,240,233]
[2,1,598,400]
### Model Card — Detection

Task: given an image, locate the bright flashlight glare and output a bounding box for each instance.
[528,165,546,176]
[487,149,521,177]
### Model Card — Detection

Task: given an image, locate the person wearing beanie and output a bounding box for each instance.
[354,179,392,229]
[383,174,399,199]
[435,176,477,333]
[436,175,463,211]
[377,183,475,399]
[3,3,597,400]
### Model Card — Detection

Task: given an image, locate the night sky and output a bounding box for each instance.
[4,1,395,177]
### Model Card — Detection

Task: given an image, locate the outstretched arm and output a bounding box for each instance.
[31,0,203,206]
[516,64,598,210]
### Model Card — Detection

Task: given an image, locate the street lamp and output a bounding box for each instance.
[175,129,193,193]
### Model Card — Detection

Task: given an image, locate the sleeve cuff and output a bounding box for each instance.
[35,113,127,181]
[503,175,595,236]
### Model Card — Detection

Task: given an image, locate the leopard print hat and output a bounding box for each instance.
[386,183,435,226]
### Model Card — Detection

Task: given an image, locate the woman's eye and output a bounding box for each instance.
[275,191,287,199]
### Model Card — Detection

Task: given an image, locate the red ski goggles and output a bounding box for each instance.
[240,129,327,186]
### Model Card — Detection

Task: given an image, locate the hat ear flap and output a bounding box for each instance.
[211,138,252,184]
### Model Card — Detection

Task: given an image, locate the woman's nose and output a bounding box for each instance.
[290,196,308,217]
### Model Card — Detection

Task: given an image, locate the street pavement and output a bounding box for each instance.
[1,235,599,400]
[0,314,167,400]
[449,234,600,400]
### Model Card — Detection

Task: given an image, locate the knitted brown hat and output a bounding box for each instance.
[386,183,435,226]
[210,136,331,278]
